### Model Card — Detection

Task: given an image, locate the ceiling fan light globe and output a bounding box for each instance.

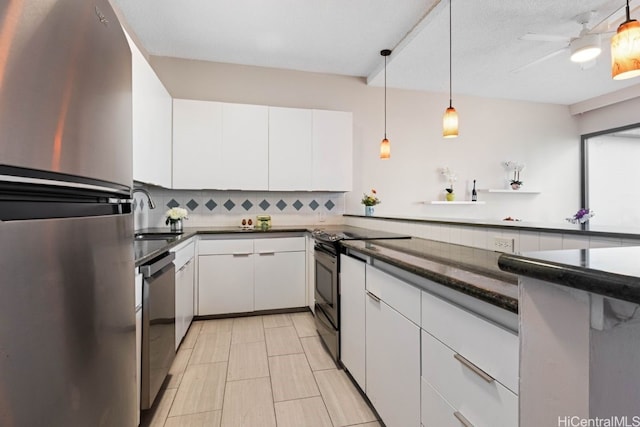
[611,20,640,80]
[570,34,602,63]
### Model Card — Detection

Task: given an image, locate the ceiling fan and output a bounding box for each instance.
[512,11,613,73]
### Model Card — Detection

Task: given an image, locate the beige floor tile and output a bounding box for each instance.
[180,321,203,349]
[164,410,222,427]
[221,377,276,427]
[314,369,377,427]
[262,313,293,328]
[200,318,234,335]
[290,312,318,337]
[166,347,193,389]
[269,353,320,402]
[265,326,304,356]
[143,387,176,427]
[300,336,336,371]
[274,396,333,427]
[169,362,227,417]
[189,331,231,365]
[227,341,269,381]
[231,316,264,344]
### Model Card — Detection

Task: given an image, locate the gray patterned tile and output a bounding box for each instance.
[292,200,303,211]
[276,200,287,211]
[205,199,218,211]
[140,199,145,210]
[242,199,253,211]
[324,200,335,211]
[258,199,270,211]
[309,200,319,211]
[224,199,236,211]
[167,199,180,208]
[132,199,138,211]
[186,199,199,211]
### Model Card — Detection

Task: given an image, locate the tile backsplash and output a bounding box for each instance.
[133,186,345,230]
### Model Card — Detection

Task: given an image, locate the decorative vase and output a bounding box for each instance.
[170,219,183,232]
[511,183,521,190]
[445,192,455,202]
[365,206,374,216]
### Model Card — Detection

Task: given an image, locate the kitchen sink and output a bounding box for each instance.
[134,232,183,241]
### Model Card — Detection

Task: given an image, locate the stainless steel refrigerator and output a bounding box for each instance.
[0,0,136,425]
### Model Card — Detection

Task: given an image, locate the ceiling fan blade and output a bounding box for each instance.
[520,33,571,43]
[511,47,568,73]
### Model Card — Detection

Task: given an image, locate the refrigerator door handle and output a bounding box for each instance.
[0,173,128,195]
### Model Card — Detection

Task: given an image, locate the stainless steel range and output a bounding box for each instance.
[312,228,410,363]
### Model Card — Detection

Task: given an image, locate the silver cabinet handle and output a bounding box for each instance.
[366,290,381,302]
[453,353,495,383]
[232,253,252,257]
[258,251,275,255]
[177,259,193,273]
[453,411,474,427]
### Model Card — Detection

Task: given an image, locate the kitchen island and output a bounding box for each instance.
[499,247,640,427]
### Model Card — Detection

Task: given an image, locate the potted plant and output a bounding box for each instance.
[165,207,188,232]
[361,189,381,216]
[566,208,595,224]
[440,167,457,201]
[503,161,525,190]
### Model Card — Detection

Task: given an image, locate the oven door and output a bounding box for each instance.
[314,243,338,328]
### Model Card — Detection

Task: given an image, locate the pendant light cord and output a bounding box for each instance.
[626,0,631,22]
[384,54,387,139]
[449,0,453,109]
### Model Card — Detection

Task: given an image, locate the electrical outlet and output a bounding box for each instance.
[494,237,514,253]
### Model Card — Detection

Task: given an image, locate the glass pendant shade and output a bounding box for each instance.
[443,106,459,138]
[611,19,640,80]
[380,138,390,159]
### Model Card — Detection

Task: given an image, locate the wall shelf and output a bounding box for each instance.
[428,201,486,205]
[479,189,541,194]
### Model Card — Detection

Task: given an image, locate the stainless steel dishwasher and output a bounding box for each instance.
[140,252,176,410]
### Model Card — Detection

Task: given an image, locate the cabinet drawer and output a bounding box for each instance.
[422,330,518,427]
[173,241,195,271]
[421,378,462,427]
[199,238,254,255]
[366,265,421,325]
[421,291,518,393]
[254,236,305,253]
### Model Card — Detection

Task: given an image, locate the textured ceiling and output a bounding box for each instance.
[114,0,640,105]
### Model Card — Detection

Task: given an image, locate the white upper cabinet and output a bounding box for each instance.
[268,107,312,190]
[312,110,353,191]
[221,103,269,190]
[172,99,223,189]
[128,33,172,188]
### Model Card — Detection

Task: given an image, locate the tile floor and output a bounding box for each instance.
[142,311,381,427]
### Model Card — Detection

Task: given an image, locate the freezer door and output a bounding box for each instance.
[0,213,136,426]
[0,0,132,187]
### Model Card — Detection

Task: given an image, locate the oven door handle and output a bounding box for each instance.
[315,305,336,331]
[314,244,337,258]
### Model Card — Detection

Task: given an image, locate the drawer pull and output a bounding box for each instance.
[232,253,252,257]
[453,353,495,383]
[366,290,381,302]
[453,411,474,427]
[258,251,275,255]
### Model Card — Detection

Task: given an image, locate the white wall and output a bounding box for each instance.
[150,56,583,224]
[575,96,640,136]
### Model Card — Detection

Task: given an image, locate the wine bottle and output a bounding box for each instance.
[472,179,478,202]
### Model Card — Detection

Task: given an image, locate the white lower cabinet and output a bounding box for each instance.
[198,236,306,315]
[339,254,366,390]
[173,241,196,349]
[421,330,518,427]
[365,265,421,427]
[134,270,142,426]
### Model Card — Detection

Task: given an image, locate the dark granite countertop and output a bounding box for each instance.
[498,247,640,305]
[134,224,407,267]
[342,239,519,313]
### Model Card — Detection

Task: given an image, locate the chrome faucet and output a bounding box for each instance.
[132,187,156,209]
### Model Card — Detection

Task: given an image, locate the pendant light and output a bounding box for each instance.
[380,49,392,159]
[611,0,640,80]
[443,0,459,138]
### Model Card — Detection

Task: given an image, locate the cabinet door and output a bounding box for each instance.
[175,258,195,350]
[366,295,421,427]
[183,259,195,328]
[312,110,353,191]
[254,251,306,310]
[172,99,223,189]
[268,107,312,190]
[129,34,172,188]
[221,103,269,190]
[339,254,366,390]
[198,254,254,315]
